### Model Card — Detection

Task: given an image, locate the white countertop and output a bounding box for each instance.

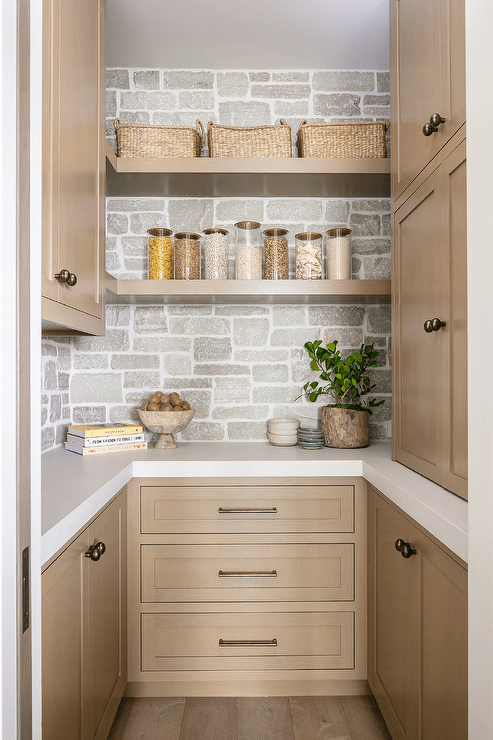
[41,441,468,566]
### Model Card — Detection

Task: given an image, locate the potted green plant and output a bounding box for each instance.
[298,339,384,448]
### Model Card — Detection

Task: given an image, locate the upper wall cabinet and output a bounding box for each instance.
[41,0,106,335]
[392,136,467,499]
[390,0,465,202]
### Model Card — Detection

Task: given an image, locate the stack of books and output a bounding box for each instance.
[64,423,147,456]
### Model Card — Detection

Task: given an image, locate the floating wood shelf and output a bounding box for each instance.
[105,273,391,305]
[105,141,390,199]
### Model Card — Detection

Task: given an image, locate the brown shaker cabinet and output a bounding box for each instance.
[42,490,126,740]
[367,485,468,740]
[392,137,467,498]
[41,0,106,335]
[390,0,467,498]
[126,477,368,697]
[390,0,466,202]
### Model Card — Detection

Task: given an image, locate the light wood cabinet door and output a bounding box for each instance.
[367,490,414,740]
[368,486,468,740]
[42,491,126,740]
[42,529,85,740]
[413,526,468,740]
[41,0,105,335]
[390,0,465,201]
[392,138,467,498]
[84,493,127,740]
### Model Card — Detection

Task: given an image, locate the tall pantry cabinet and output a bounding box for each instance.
[390,0,467,499]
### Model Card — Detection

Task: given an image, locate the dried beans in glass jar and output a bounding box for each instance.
[203,228,229,280]
[174,232,202,280]
[263,228,289,280]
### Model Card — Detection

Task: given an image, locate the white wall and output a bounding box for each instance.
[466,1,493,737]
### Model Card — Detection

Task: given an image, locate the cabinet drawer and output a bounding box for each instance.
[140,484,354,534]
[141,543,354,602]
[141,611,354,671]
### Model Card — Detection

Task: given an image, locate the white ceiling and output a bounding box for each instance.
[106,0,390,71]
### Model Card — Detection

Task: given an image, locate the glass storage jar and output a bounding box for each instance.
[326,227,352,280]
[203,228,229,280]
[263,228,289,280]
[147,228,173,280]
[295,232,323,279]
[174,232,202,280]
[234,221,262,280]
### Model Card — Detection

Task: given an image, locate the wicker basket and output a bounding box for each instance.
[207,119,292,158]
[114,118,205,158]
[296,120,388,158]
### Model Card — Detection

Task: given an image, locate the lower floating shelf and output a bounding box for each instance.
[105,273,390,305]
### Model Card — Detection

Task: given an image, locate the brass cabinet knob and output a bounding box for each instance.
[429,112,446,128]
[424,318,446,333]
[84,542,106,561]
[423,113,446,136]
[55,269,77,286]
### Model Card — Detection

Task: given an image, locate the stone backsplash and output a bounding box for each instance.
[41,66,391,452]
[105,67,390,156]
[41,302,391,451]
[107,196,390,281]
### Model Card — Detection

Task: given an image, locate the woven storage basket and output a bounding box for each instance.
[114,118,205,158]
[296,120,388,158]
[207,119,292,158]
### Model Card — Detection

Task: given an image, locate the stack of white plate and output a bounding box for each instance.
[267,418,300,446]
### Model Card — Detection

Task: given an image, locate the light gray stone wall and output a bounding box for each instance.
[41,66,391,453]
[106,67,390,156]
[106,196,390,280]
[41,302,391,450]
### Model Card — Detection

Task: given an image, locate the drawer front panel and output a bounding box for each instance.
[141,543,354,602]
[141,485,354,534]
[141,611,355,671]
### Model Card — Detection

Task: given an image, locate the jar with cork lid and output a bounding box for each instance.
[234,221,262,280]
[326,228,352,280]
[147,228,173,280]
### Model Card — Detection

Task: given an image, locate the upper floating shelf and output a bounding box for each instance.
[105,273,391,305]
[105,141,390,199]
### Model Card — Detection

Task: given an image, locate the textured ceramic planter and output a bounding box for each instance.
[321,406,370,448]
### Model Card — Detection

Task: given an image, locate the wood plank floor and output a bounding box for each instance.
[107,696,392,740]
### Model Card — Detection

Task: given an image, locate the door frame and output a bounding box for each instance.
[1,0,35,736]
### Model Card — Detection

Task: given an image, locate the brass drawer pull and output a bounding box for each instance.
[218,570,277,578]
[219,639,277,648]
[218,507,277,514]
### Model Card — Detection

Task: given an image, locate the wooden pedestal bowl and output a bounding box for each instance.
[137,408,196,449]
